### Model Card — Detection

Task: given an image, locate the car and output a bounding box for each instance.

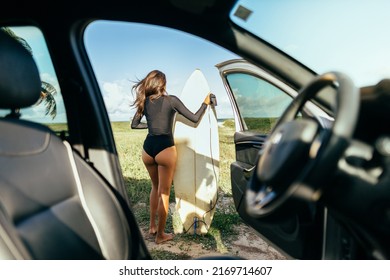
[0,0,389,261]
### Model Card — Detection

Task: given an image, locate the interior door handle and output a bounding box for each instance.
[244,166,255,173]
[244,165,256,179]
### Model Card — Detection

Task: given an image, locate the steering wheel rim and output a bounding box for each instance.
[246,72,360,218]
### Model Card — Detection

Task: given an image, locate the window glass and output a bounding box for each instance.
[84,21,239,123]
[0,26,68,135]
[226,73,292,133]
[84,20,241,202]
[230,0,390,87]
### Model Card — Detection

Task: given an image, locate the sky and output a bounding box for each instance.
[4,0,390,123]
[84,21,240,121]
[231,0,390,87]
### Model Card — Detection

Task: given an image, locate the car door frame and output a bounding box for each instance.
[216,59,332,259]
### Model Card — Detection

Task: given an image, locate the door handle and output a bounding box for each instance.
[243,165,256,179]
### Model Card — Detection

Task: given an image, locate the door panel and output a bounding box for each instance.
[231,130,323,259]
[231,131,266,210]
[234,131,267,165]
[217,59,324,259]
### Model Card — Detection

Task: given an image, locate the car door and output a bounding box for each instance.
[216,59,329,259]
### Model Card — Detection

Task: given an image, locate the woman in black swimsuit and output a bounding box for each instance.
[131,70,211,244]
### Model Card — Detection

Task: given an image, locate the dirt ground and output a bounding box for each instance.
[139,198,287,260]
[141,224,287,260]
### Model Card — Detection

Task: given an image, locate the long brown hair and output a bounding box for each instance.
[131,70,167,117]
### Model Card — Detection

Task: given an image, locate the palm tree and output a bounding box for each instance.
[1,27,57,119]
[36,81,57,119]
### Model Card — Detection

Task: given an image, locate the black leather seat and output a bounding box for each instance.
[0,29,142,259]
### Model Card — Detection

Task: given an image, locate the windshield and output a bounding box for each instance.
[230,0,390,87]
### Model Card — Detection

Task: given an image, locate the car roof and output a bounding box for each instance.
[2,0,320,90]
[2,1,236,48]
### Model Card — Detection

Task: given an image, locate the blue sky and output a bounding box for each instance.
[84,21,240,121]
[5,0,390,123]
[231,0,390,86]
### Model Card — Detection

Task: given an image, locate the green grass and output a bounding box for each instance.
[149,249,191,260]
[243,117,278,134]
[46,123,68,132]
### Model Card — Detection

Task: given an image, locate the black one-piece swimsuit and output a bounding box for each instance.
[131,95,207,158]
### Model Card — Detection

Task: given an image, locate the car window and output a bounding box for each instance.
[230,0,390,87]
[84,20,239,124]
[0,26,68,137]
[226,72,292,134]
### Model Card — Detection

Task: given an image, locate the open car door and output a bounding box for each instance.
[216,59,332,259]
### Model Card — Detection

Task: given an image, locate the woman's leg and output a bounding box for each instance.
[154,146,177,244]
[142,149,159,235]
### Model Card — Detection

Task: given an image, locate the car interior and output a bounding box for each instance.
[0,0,389,260]
[0,30,149,259]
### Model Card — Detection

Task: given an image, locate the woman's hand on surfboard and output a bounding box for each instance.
[203,93,212,105]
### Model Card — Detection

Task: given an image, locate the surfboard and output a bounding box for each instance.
[173,69,219,235]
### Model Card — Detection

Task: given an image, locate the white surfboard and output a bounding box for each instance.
[173,69,219,235]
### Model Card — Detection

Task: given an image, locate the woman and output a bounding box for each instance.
[131,70,211,244]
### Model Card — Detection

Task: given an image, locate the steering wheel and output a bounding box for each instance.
[246,72,360,217]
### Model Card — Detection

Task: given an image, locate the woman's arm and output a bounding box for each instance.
[170,95,208,123]
[131,113,148,129]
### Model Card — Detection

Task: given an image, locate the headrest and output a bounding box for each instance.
[0,29,41,109]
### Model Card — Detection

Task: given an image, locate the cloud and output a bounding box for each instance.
[214,94,234,119]
[101,80,134,121]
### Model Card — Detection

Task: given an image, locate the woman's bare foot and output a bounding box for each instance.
[155,233,174,244]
